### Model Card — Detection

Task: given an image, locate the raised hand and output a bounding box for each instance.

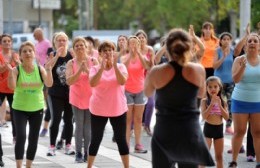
[189,25,196,38]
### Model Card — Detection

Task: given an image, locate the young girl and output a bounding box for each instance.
[201,76,229,168]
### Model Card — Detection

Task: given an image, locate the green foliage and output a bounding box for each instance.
[251,0,260,31]
[52,0,260,38]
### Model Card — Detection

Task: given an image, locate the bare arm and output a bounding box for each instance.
[213,49,226,69]
[89,65,104,87]
[232,56,246,83]
[121,54,131,68]
[7,65,18,90]
[40,65,53,87]
[137,51,150,70]
[193,36,205,61]
[220,102,229,120]
[144,67,156,97]
[189,25,205,61]
[196,64,206,99]
[147,46,155,67]
[66,60,89,85]
[234,23,250,57]
[154,45,166,64]
[201,98,213,120]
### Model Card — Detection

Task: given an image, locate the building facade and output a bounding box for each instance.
[2,0,60,39]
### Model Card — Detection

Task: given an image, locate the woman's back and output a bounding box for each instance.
[155,61,204,118]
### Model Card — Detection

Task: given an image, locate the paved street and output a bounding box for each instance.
[0,114,257,168]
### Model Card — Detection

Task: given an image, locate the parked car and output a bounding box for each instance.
[12,33,36,51]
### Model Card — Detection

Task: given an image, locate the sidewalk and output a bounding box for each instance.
[0,118,257,168]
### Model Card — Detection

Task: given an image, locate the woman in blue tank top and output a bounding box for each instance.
[213,32,234,134]
[229,33,260,168]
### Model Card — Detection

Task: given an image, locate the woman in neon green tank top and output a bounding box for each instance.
[7,41,53,168]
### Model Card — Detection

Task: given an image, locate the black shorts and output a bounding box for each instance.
[203,122,223,140]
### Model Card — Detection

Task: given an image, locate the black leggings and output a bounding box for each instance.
[89,113,129,156]
[43,103,51,122]
[0,93,16,137]
[13,109,43,160]
[48,95,73,146]
[247,124,255,156]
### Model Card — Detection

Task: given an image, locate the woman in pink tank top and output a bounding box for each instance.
[121,36,151,153]
[135,30,155,137]
[66,37,98,163]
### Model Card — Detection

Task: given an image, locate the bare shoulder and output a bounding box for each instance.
[149,63,168,75]
[234,54,245,62]
[185,62,205,74]
[183,62,205,86]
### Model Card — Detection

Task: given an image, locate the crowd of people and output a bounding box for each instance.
[0,21,260,168]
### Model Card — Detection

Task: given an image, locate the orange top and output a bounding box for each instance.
[0,52,19,93]
[200,38,219,68]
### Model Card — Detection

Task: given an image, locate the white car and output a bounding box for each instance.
[12,33,36,52]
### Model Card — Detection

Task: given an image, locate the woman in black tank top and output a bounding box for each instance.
[144,28,214,168]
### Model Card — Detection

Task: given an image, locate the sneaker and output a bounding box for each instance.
[228,161,237,168]
[83,152,88,162]
[256,164,260,168]
[75,152,83,163]
[0,158,4,167]
[134,144,148,154]
[225,127,234,135]
[56,140,64,150]
[40,128,48,137]
[47,146,56,156]
[64,144,75,155]
[227,146,245,154]
[247,155,255,162]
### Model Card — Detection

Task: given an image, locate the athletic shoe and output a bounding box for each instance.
[227,145,245,154]
[64,144,75,155]
[75,152,83,163]
[83,152,88,162]
[225,126,234,135]
[56,140,64,150]
[47,146,56,156]
[0,157,4,167]
[228,161,237,168]
[134,144,147,154]
[247,155,255,162]
[39,128,48,137]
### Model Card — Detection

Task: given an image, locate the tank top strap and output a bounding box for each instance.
[169,61,183,78]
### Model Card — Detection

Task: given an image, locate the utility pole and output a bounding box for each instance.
[0,0,3,34]
[78,0,87,30]
[38,0,42,27]
[239,0,251,38]
[8,0,13,34]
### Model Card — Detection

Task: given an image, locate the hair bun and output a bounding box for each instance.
[172,41,189,56]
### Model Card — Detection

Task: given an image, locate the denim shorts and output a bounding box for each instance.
[125,90,147,105]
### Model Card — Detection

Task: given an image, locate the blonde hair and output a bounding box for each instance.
[72,36,88,49]
[53,32,69,51]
